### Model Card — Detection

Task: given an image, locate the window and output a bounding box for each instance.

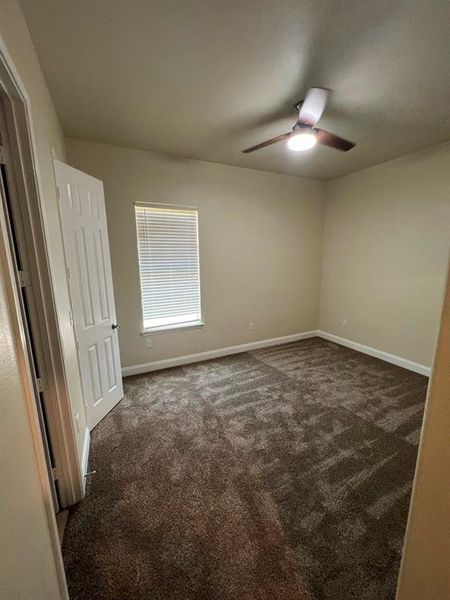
[135,204,202,332]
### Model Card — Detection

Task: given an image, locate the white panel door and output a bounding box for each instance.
[54,160,123,429]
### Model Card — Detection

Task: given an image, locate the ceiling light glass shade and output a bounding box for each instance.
[287,131,317,151]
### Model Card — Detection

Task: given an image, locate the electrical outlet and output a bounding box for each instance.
[342,319,348,328]
[145,338,153,349]
[249,321,255,330]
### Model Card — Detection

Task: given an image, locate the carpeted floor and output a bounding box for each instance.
[63,338,428,600]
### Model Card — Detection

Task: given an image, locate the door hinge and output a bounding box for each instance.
[0,145,7,165]
[56,185,61,200]
[52,466,60,481]
[18,270,31,287]
[36,377,46,393]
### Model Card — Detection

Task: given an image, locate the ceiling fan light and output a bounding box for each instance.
[287,131,317,152]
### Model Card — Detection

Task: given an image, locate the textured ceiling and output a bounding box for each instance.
[21,0,450,180]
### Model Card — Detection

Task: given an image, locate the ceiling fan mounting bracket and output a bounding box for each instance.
[293,123,314,132]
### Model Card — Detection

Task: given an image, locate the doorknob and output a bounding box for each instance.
[112,323,120,330]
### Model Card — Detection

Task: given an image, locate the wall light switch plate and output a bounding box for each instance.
[145,338,153,349]
[249,322,255,330]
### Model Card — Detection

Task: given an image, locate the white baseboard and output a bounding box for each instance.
[81,427,90,492]
[317,330,431,376]
[122,330,318,376]
[122,329,431,378]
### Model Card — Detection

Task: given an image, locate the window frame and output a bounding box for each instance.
[134,202,204,335]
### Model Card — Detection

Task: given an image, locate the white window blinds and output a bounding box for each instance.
[135,204,202,331]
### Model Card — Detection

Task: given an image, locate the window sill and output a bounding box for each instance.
[141,320,205,336]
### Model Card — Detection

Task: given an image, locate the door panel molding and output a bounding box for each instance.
[55,160,124,430]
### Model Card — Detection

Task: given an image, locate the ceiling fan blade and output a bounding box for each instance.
[315,128,355,151]
[242,132,292,153]
[297,87,330,126]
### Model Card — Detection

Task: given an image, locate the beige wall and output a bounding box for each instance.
[0,0,77,597]
[319,142,450,367]
[0,0,86,459]
[0,252,64,600]
[396,263,450,600]
[67,137,450,371]
[1,2,449,599]
[66,137,326,368]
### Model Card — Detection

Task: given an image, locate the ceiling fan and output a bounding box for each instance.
[242,88,355,154]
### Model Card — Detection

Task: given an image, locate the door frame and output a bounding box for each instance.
[0,165,69,600]
[0,36,84,512]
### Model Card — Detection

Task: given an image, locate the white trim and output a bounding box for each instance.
[0,34,84,508]
[81,428,90,492]
[124,330,431,377]
[0,30,82,600]
[317,330,431,376]
[0,51,69,600]
[134,200,199,211]
[122,330,318,376]
[141,320,204,335]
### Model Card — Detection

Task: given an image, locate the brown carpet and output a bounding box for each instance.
[63,338,428,600]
